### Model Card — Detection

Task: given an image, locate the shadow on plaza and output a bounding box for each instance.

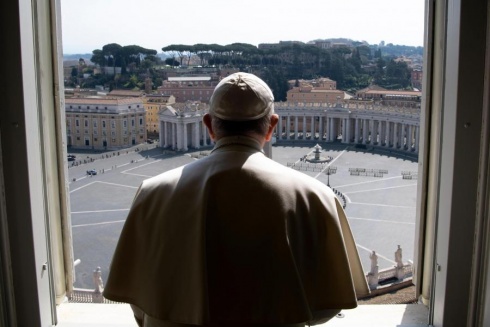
[273,141,418,163]
[67,141,417,168]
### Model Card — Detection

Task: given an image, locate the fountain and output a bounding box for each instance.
[305,144,332,163]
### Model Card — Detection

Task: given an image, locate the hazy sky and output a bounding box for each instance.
[61,0,425,54]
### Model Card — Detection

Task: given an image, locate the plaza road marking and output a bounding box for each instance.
[343,184,417,195]
[70,181,138,194]
[97,181,139,189]
[70,181,97,193]
[72,220,126,228]
[356,243,397,264]
[121,159,162,172]
[71,208,130,214]
[334,175,406,188]
[348,217,415,225]
[121,159,163,177]
[122,172,153,178]
[314,147,348,179]
[349,202,415,209]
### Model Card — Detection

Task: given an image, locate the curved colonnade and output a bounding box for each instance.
[158,102,421,154]
[275,102,420,154]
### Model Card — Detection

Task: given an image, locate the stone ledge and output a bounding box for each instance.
[57,303,429,327]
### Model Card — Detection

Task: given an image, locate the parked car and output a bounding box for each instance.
[67,154,76,161]
[86,169,97,176]
[146,139,154,144]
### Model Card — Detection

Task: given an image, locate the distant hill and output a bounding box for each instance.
[64,52,170,61]
[310,38,423,58]
[63,53,92,61]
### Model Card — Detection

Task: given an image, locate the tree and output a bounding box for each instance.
[385,60,411,88]
[102,43,123,73]
[121,45,157,69]
[374,57,386,85]
[124,74,142,89]
[90,49,107,67]
[162,44,192,66]
[71,67,78,77]
[165,58,179,66]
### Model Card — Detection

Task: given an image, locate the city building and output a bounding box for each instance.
[160,66,220,80]
[411,69,423,90]
[287,78,345,103]
[356,86,422,107]
[157,76,218,103]
[257,40,305,50]
[158,102,211,151]
[313,40,332,49]
[107,89,145,98]
[143,94,175,136]
[65,97,147,149]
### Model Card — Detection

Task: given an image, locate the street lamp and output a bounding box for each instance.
[325,166,337,187]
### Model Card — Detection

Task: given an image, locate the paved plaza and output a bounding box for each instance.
[68,143,418,289]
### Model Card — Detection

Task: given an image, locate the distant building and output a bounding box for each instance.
[108,89,145,98]
[157,76,218,103]
[65,97,146,149]
[143,94,176,136]
[65,87,99,98]
[331,43,350,49]
[161,67,220,80]
[394,56,413,65]
[356,86,422,107]
[106,89,178,137]
[219,68,240,79]
[411,69,423,90]
[158,102,211,151]
[313,41,332,49]
[287,78,345,103]
[258,40,305,50]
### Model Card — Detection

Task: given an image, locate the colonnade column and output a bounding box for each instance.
[176,123,182,150]
[362,119,368,144]
[319,117,323,140]
[385,121,390,147]
[286,116,291,140]
[415,126,420,152]
[201,121,207,146]
[329,118,335,141]
[194,122,200,149]
[394,123,399,148]
[343,119,350,143]
[161,121,166,147]
[354,118,360,143]
[277,116,284,140]
[311,117,315,140]
[294,116,299,140]
[172,122,177,150]
[182,123,188,151]
[408,125,413,150]
[303,115,306,140]
[377,120,382,144]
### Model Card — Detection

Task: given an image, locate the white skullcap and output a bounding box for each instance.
[209,72,274,121]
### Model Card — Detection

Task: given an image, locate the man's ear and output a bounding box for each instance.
[203,114,216,140]
[265,114,279,142]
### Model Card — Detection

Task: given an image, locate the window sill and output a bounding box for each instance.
[56,303,429,327]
